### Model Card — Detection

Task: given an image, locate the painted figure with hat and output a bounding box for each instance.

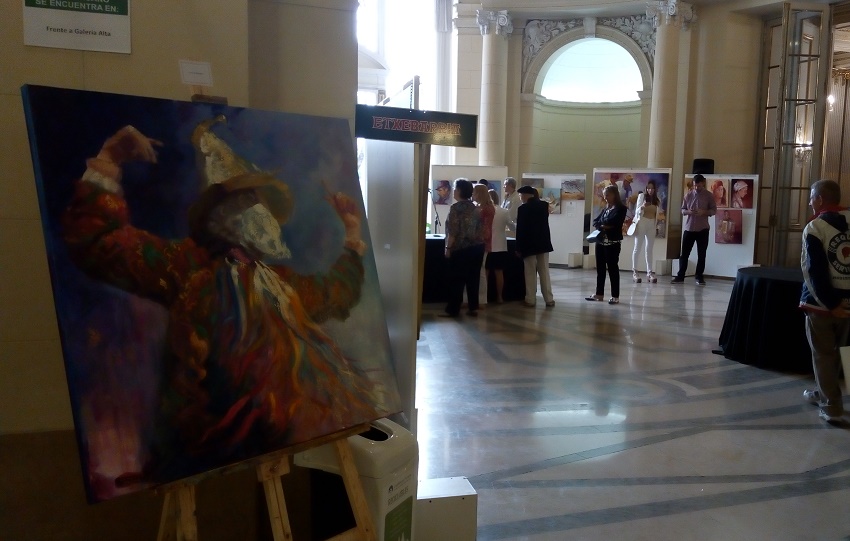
[434,179,452,205]
[62,117,383,482]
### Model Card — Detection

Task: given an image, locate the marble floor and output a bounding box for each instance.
[415,267,850,541]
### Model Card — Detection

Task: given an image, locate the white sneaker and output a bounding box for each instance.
[819,409,842,424]
[803,389,821,405]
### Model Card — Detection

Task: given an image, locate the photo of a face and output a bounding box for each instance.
[711,179,729,208]
[433,180,453,205]
[730,179,754,209]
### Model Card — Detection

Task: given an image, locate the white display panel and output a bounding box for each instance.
[522,172,587,265]
[429,165,508,235]
[674,174,759,278]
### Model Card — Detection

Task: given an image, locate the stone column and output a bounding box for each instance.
[453,2,484,165]
[646,1,697,169]
[647,21,679,168]
[477,9,512,166]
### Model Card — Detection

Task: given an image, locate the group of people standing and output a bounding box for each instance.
[441,177,554,317]
[581,172,723,304]
[440,170,850,428]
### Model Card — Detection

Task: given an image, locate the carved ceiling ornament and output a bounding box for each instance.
[523,16,656,80]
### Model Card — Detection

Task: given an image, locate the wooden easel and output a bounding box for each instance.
[157,482,198,541]
[157,424,377,541]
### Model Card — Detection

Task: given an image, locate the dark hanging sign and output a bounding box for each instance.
[355,104,477,148]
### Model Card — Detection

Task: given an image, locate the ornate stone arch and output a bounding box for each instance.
[522,25,653,97]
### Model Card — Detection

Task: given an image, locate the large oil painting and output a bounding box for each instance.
[22,86,401,502]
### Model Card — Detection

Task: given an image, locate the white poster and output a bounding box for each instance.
[23,0,131,54]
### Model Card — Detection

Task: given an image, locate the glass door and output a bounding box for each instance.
[756,3,832,266]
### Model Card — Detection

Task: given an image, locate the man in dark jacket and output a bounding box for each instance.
[800,179,850,423]
[515,185,555,307]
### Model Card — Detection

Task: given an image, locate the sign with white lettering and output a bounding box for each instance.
[23,0,131,54]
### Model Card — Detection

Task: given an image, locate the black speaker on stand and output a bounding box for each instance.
[692,158,715,175]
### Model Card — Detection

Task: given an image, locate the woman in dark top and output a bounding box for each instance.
[587,185,628,305]
[443,178,485,317]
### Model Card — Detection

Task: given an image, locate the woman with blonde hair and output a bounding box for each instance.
[587,185,627,304]
[473,184,495,306]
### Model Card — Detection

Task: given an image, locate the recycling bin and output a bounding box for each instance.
[294,418,418,541]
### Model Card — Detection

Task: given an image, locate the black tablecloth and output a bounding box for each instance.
[422,235,525,303]
[718,266,812,373]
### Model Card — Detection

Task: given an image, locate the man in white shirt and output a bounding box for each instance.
[502,177,521,231]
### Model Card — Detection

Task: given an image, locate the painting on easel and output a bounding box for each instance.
[22,85,402,502]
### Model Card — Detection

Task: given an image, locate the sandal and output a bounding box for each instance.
[585,294,603,302]
[647,271,657,284]
[608,297,619,305]
[632,270,641,283]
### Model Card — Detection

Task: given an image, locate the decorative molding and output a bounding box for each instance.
[523,16,656,77]
[476,9,513,37]
[646,0,697,31]
[833,67,850,81]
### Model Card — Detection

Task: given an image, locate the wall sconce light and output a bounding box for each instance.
[646,0,697,30]
[827,94,835,112]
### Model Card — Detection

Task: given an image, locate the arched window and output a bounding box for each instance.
[540,37,643,103]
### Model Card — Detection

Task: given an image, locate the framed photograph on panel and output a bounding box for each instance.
[710,178,730,208]
[561,177,585,201]
[523,177,544,195]
[716,209,743,244]
[541,187,561,214]
[433,179,453,205]
[730,178,754,209]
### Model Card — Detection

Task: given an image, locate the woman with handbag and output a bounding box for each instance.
[587,185,627,305]
[631,180,660,283]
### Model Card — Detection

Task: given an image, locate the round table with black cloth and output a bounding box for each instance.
[717,266,812,374]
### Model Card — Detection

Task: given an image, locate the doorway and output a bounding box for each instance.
[755,2,850,267]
